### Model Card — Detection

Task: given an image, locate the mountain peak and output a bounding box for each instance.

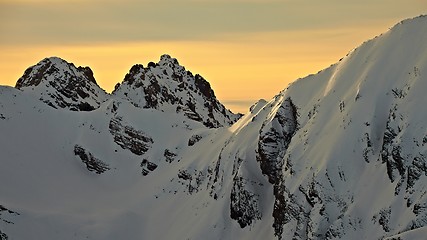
[15,57,108,111]
[159,54,179,66]
[2,16,427,240]
[395,14,427,27]
[113,54,240,128]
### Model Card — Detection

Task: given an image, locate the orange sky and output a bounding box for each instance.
[1,0,426,113]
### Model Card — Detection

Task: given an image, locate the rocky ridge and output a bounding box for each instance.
[1,15,427,240]
[15,57,108,111]
[112,54,241,128]
[15,55,240,128]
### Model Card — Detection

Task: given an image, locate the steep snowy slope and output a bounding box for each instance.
[1,15,427,240]
[113,54,241,128]
[250,15,427,239]
[15,57,109,111]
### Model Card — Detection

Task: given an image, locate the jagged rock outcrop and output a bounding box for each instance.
[141,159,158,176]
[164,149,177,163]
[188,134,203,146]
[109,117,154,155]
[13,55,240,127]
[2,15,427,240]
[230,176,262,228]
[255,96,299,238]
[0,230,7,240]
[112,54,241,128]
[257,97,298,185]
[15,57,108,111]
[74,145,110,174]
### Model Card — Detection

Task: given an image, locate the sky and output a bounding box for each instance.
[0,0,426,113]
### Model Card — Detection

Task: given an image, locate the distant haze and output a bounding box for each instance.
[0,0,426,113]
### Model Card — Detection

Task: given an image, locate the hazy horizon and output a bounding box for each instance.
[1,0,426,112]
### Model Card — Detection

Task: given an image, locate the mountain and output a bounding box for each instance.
[15,57,108,111]
[1,15,427,240]
[15,55,239,127]
[112,54,241,128]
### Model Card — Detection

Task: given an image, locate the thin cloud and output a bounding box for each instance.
[0,0,425,46]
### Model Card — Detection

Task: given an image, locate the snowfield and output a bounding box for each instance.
[1,15,427,240]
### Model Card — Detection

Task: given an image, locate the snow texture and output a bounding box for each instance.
[1,15,427,240]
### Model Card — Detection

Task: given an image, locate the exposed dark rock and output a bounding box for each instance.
[109,117,153,155]
[0,230,7,240]
[177,169,206,194]
[147,62,156,68]
[0,204,20,239]
[141,169,149,176]
[112,54,240,128]
[15,57,108,111]
[74,145,110,174]
[230,176,261,228]
[194,74,215,100]
[77,102,95,111]
[123,64,144,86]
[77,66,96,84]
[381,108,406,183]
[257,97,298,185]
[362,133,374,163]
[325,226,343,239]
[407,155,427,189]
[164,149,177,163]
[176,104,203,123]
[188,134,202,146]
[413,202,427,215]
[410,202,427,230]
[178,169,192,181]
[0,205,19,216]
[299,180,321,207]
[372,208,392,232]
[256,97,299,238]
[140,159,158,176]
[16,61,51,89]
[208,153,223,199]
[272,184,303,239]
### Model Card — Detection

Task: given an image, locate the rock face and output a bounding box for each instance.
[112,54,241,128]
[230,176,262,228]
[257,97,298,185]
[256,96,299,238]
[2,15,427,240]
[16,57,108,111]
[74,145,110,174]
[109,117,154,155]
[14,55,240,127]
[0,205,19,240]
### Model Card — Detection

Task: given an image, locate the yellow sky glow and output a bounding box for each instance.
[1,0,426,112]
[0,24,390,112]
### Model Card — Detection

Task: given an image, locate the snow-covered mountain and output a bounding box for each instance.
[15,57,109,111]
[113,54,241,128]
[1,15,427,240]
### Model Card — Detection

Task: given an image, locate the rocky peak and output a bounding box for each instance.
[15,57,108,111]
[159,54,180,67]
[113,54,240,128]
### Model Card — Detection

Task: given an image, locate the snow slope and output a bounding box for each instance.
[1,15,427,240]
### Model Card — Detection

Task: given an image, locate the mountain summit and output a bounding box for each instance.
[15,54,240,128]
[16,57,108,111]
[1,15,427,240]
[113,54,240,128]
